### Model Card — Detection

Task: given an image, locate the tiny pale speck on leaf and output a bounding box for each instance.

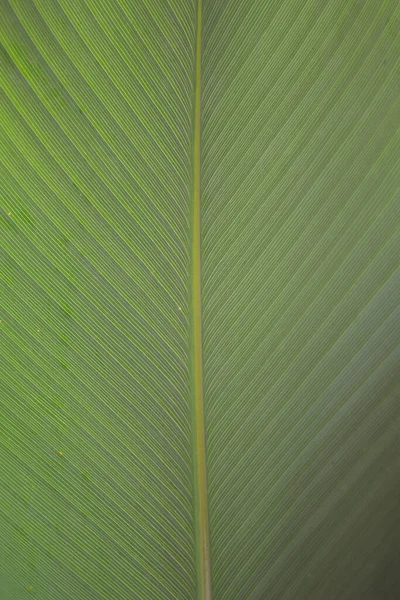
[178,306,182,311]
[58,450,63,455]
[7,212,11,216]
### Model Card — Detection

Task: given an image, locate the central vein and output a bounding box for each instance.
[190,0,211,598]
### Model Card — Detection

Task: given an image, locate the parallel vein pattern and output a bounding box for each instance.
[1,1,400,599]
[202,1,400,598]
[0,1,197,598]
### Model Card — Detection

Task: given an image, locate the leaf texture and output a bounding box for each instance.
[0,1,399,599]
[0,0,197,598]
[202,2,400,598]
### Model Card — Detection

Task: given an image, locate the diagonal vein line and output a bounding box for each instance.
[7,1,190,237]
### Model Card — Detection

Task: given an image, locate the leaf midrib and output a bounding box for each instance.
[190,1,212,598]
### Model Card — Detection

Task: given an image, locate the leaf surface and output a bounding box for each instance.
[0,1,399,599]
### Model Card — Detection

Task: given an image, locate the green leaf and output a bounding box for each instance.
[0,1,399,599]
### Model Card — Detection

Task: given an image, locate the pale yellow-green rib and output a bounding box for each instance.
[191,0,212,598]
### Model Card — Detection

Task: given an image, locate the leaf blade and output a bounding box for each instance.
[202,0,400,597]
[0,0,197,597]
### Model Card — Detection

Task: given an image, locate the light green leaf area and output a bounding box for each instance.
[0,1,399,599]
